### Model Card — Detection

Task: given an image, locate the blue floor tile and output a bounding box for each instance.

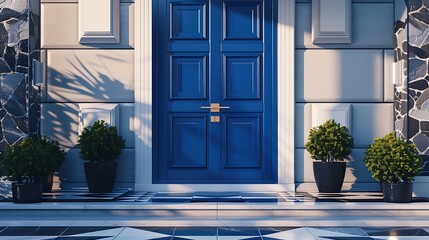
[174,227,217,236]
[218,227,261,236]
[0,226,39,236]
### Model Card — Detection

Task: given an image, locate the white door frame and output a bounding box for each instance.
[134,0,295,191]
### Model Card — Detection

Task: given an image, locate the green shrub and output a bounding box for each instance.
[0,137,66,183]
[78,120,125,162]
[305,119,354,162]
[364,132,422,183]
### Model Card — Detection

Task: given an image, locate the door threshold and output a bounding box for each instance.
[134,184,295,192]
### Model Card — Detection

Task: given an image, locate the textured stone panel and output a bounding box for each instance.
[59,148,135,184]
[41,3,134,48]
[352,104,394,148]
[296,3,394,49]
[296,49,384,102]
[0,0,38,148]
[41,103,135,148]
[46,50,134,102]
[295,148,376,183]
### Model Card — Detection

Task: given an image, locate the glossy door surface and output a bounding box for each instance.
[154,0,276,183]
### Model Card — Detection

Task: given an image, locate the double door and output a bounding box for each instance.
[154,0,276,183]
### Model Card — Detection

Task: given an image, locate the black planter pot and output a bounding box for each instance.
[84,162,117,193]
[42,174,54,192]
[313,161,346,193]
[382,182,413,203]
[12,183,43,203]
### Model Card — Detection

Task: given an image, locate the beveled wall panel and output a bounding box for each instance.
[296,49,384,102]
[46,50,134,102]
[41,3,134,48]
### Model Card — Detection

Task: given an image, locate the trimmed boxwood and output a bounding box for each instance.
[305,119,354,162]
[78,120,125,162]
[364,132,422,183]
[0,137,65,183]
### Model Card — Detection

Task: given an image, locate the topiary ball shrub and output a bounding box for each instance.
[78,120,125,162]
[364,132,422,183]
[305,119,354,162]
[0,137,65,183]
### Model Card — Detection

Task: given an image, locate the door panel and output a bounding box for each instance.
[223,54,261,100]
[170,116,208,168]
[223,1,262,39]
[155,0,276,183]
[170,55,207,99]
[170,2,207,39]
[224,115,261,168]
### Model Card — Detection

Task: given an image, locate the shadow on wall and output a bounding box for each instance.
[294,2,390,190]
[41,52,139,189]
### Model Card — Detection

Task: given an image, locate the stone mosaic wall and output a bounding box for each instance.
[395,0,429,175]
[0,0,39,149]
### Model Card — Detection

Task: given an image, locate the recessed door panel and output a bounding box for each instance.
[223,0,262,39]
[224,115,261,168]
[170,2,207,39]
[223,55,261,100]
[170,55,207,99]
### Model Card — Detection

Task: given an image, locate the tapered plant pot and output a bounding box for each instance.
[382,182,413,203]
[84,162,117,193]
[313,161,346,193]
[42,174,54,192]
[12,183,43,203]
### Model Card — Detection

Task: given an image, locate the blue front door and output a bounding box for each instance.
[154,0,277,183]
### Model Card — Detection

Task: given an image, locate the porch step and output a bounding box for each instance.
[1,201,429,227]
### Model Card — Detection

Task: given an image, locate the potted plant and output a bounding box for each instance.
[364,132,422,203]
[78,120,125,193]
[0,137,66,203]
[305,119,354,193]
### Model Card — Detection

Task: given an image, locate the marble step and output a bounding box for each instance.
[0,201,429,227]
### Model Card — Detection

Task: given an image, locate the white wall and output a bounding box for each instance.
[295,0,395,191]
[39,0,395,190]
[40,0,135,189]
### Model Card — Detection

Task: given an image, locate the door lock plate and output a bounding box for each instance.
[210,116,220,122]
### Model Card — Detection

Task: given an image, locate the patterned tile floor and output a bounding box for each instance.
[0,226,428,240]
[36,191,429,203]
[3,190,429,203]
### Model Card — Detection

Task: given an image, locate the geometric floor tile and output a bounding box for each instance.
[262,227,317,240]
[114,227,173,240]
[316,237,377,240]
[61,227,123,237]
[372,237,429,240]
[173,227,217,240]
[0,238,57,240]
[0,227,40,236]
[1,227,429,239]
[217,227,262,240]
[362,227,429,236]
[313,227,368,236]
[60,227,120,236]
[307,227,368,238]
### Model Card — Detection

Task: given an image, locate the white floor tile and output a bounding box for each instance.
[67,227,124,237]
[217,236,259,240]
[307,227,365,238]
[263,227,317,240]
[0,237,55,240]
[176,236,216,240]
[114,227,171,238]
[372,237,429,240]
